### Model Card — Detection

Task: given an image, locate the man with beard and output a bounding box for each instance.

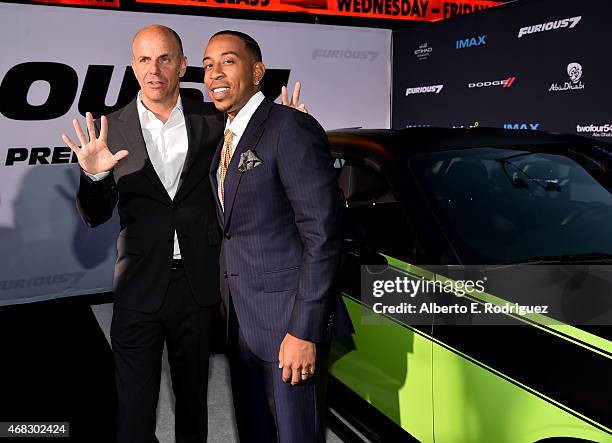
[204,30,351,442]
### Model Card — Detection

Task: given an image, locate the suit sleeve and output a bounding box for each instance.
[277,111,343,343]
[76,170,117,228]
[75,118,118,228]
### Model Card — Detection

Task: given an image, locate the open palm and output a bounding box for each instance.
[62,112,128,175]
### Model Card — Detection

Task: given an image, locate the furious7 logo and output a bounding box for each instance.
[0,62,290,121]
[312,49,379,62]
[405,84,444,95]
[1,62,290,167]
[0,272,86,291]
[518,16,581,38]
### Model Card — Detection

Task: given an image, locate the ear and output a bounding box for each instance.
[253,62,266,86]
[130,59,136,77]
[179,56,188,78]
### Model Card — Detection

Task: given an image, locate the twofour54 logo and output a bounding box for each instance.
[549,62,585,92]
[576,123,612,138]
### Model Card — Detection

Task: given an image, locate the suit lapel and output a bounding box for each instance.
[223,98,273,227]
[209,136,225,229]
[118,100,171,202]
[174,98,204,202]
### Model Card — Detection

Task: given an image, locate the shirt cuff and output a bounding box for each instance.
[84,170,111,181]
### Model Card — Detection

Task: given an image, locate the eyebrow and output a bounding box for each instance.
[137,53,172,60]
[202,51,239,62]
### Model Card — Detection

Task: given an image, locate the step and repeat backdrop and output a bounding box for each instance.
[392,0,610,138]
[0,3,390,305]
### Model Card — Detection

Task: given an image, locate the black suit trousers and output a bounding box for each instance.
[110,268,214,443]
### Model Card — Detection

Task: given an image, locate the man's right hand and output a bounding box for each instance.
[62,112,128,175]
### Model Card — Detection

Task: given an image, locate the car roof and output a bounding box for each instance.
[327,127,608,159]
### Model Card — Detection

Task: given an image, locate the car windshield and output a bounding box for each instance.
[411,145,612,265]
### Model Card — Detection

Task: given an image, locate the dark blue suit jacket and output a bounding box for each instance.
[209,97,351,361]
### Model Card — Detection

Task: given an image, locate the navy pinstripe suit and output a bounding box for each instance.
[209,97,351,442]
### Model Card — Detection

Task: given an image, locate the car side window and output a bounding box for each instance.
[336,160,416,260]
[333,159,418,301]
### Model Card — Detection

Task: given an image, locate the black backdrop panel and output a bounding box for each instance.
[392,0,611,140]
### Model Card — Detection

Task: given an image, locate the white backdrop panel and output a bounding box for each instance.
[0,3,390,305]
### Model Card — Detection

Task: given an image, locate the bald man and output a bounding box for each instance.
[63,25,305,443]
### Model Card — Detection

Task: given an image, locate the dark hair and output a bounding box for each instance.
[211,30,262,62]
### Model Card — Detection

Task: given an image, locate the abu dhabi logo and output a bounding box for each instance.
[468,76,516,88]
[549,62,585,92]
[576,123,612,138]
[405,84,444,95]
[456,35,486,49]
[518,16,581,38]
[414,43,432,61]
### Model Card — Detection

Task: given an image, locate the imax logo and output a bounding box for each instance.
[456,35,486,49]
[468,77,516,88]
[503,123,540,130]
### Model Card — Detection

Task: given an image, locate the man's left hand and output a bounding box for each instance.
[278,333,316,385]
[281,82,308,113]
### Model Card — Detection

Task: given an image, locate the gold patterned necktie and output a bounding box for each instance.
[219,129,235,205]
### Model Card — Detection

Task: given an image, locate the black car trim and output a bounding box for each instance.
[327,375,423,443]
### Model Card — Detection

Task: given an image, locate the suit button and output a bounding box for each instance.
[225,233,231,240]
[223,272,228,278]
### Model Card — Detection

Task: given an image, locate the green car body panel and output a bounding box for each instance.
[331,295,435,443]
[330,257,612,442]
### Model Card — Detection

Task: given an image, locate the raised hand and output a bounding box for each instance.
[281,82,308,113]
[62,112,128,175]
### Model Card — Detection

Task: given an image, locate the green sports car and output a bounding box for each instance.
[326,128,612,443]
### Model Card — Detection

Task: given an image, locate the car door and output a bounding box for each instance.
[329,155,435,443]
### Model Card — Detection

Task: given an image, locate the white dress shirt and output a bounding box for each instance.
[86,92,189,258]
[216,91,265,210]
